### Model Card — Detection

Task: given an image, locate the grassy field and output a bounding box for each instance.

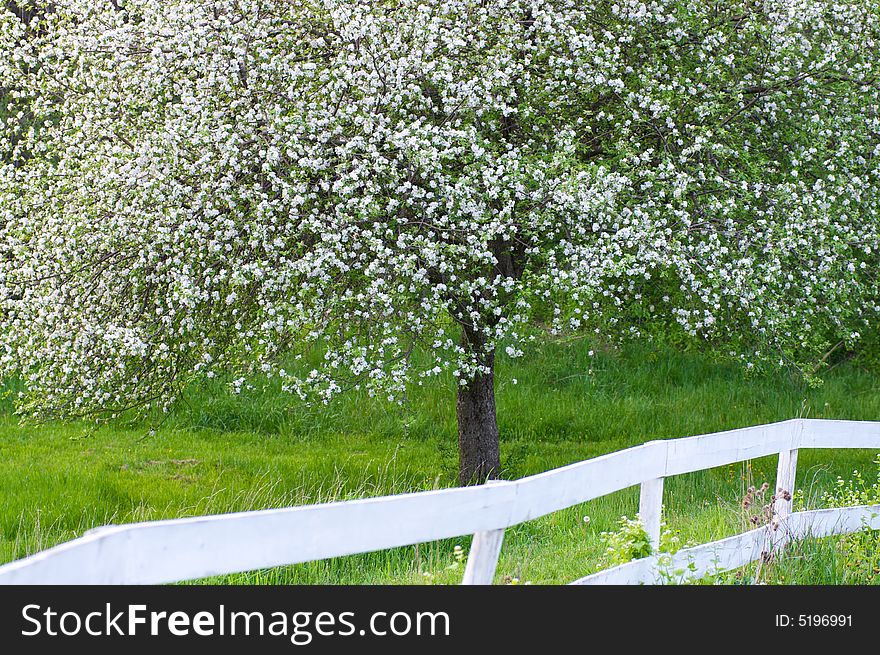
[1,338,879,584]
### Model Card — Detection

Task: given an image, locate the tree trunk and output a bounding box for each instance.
[456,342,501,485]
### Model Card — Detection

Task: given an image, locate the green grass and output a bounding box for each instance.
[717,535,880,585]
[1,339,879,584]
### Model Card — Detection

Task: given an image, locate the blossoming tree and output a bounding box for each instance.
[1,0,878,483]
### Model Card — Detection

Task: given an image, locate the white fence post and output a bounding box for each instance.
[774,449,798,518]
[639,477,664,549]
[773,448,798,548]
[462,528,505,585]
[461,479,508,585]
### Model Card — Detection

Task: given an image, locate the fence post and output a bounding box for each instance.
[639,477,664,550]
[461,528,505,585]
[774,448,798,518]
[461,479,507,585]
[773,448,799,548]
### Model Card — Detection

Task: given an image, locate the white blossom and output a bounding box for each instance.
[0,0,877,418]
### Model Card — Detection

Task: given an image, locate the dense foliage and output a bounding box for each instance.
[1,0,878,420]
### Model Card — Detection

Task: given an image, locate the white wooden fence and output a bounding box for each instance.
[1,418,879,585]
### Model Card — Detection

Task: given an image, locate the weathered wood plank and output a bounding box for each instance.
[663,420,797,476]
[799,419,880,450]
[510,441,667,522]
[0,484,520,585]
[461,529,505,585]
[774,449,798,519]
[639,478,664,549]
[571,504,880,585]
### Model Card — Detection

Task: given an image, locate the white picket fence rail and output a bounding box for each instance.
[1,418,879,585]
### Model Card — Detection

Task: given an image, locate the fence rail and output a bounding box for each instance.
[1,418,879,585]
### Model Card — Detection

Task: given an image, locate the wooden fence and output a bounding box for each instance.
[1,418,879,585]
